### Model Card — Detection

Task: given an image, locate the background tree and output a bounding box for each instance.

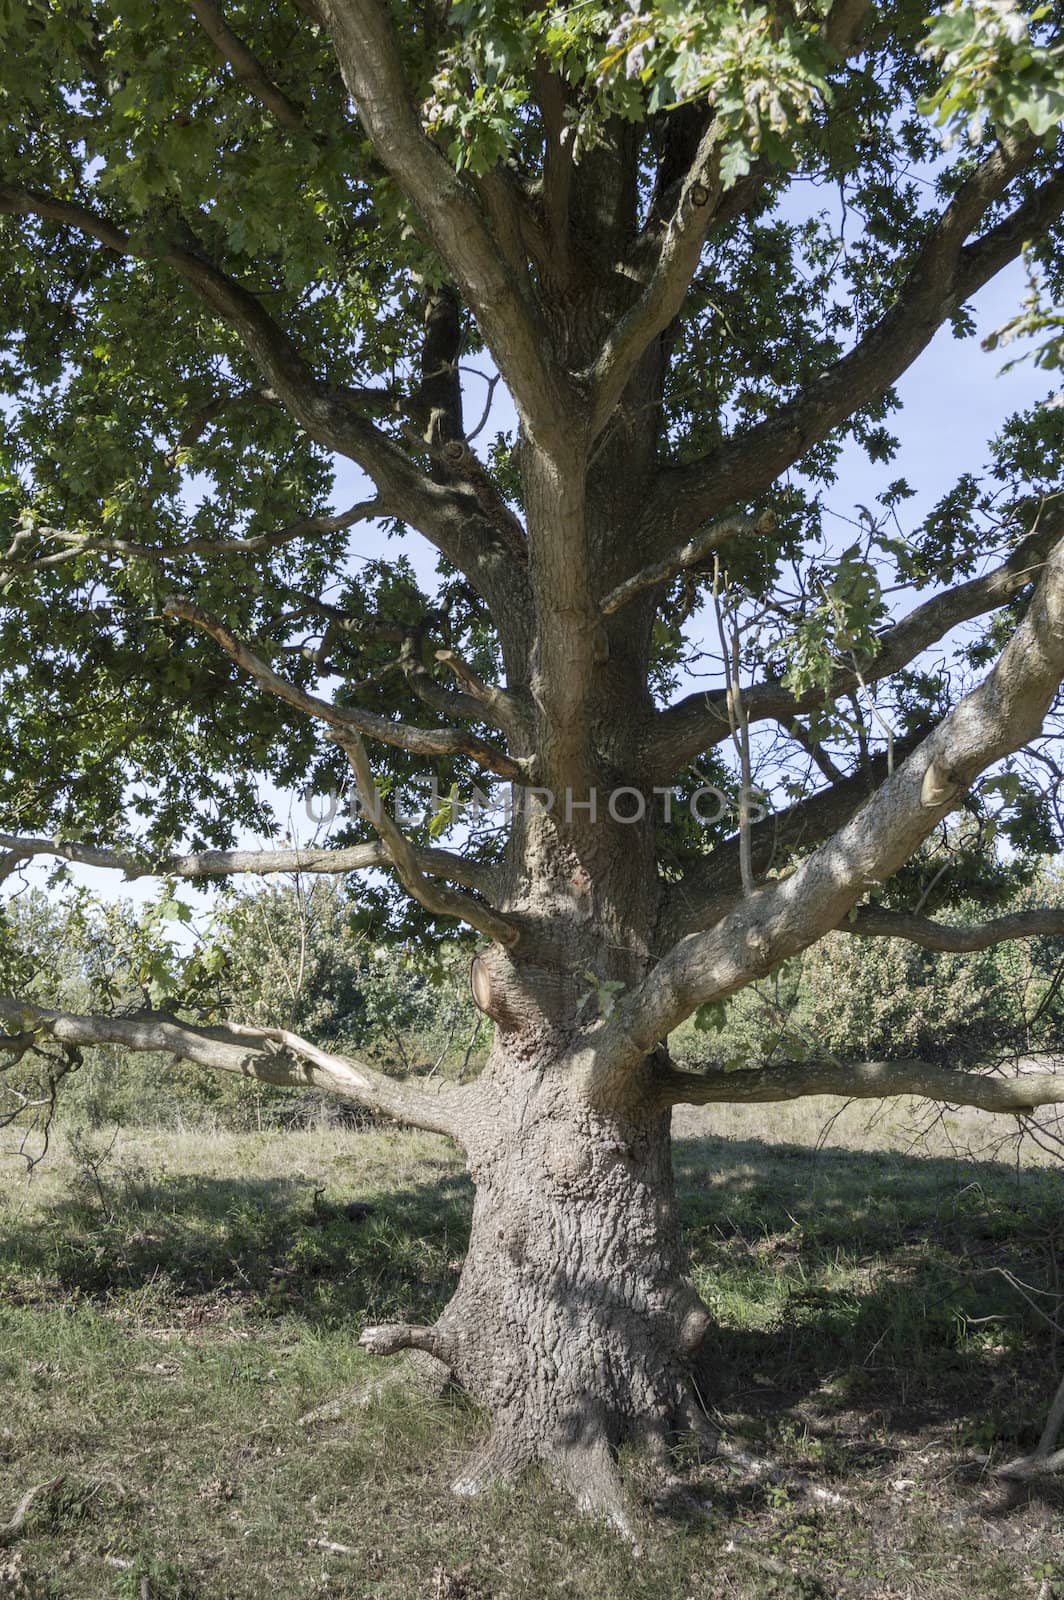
[4,0,1064,1524]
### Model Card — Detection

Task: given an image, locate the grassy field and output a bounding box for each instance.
[1,1107,1063,1599]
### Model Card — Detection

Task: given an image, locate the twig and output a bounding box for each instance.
[0,1476,65,1546]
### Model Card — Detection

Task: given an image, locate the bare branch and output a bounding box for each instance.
[189,0,306,130]
[0,999,470,1140]
[647,508,1063,779]
[657,1058,1064,1116]
[600,512,775,616]
[163,596,527,779]
[843,904,1064,952]
[650,145,1064,542]
[0,833,497,896]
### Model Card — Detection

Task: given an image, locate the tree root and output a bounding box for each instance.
[0,1476,64,1546]
[451,1428,531,1499]
[995,1445,1064,1482]
[549,1413,636,1539]
[995,1369,1064,1481]
[298,1350,448,1425]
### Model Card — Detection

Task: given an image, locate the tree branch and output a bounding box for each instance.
[0,999,469,1140]
[592,528,1064,1083]
[331,724,520,947]
[0,833,496,896]
[842,904,1064,952]
[646,507,1063,779]
[588,0,872,442]
[601,511,776,616]
[0,500,383,585]
[318,0,576,447]
[658,1058,1064,1116]
[163,596,527,779]
[0,183,524,605]
[586,119,722,440]
[189,0,306,131]
[663,731,927,941]
[650,145,1064,542]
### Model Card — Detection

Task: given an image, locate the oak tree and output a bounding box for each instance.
[4,0,1064,1522]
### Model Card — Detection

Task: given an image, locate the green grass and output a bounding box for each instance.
[1,1119,1063,1598]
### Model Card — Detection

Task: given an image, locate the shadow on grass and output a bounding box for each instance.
[1,1130,1060,1459]
[673,1134,1062,1461]
[0,1161,474,1331]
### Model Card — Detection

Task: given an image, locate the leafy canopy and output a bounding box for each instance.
[0,0,1063,945]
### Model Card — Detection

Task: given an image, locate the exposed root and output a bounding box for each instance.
[549,1416,636,1539]
[298,1350,448,1425]
[0,1476,64,1546]
[995,1445,1064,1482]
[995,1369,1064,1481]
[678,1392,722,1457]
[451,1429,531,1499]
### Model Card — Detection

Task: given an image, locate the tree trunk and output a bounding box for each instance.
[366,1028,713,1529]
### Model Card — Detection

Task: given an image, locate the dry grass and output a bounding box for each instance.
[0,1113,1062,1598]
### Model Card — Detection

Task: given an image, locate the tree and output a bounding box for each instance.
[3,0,1064,1526]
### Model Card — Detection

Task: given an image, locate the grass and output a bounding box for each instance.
[0,1109,1063,1599]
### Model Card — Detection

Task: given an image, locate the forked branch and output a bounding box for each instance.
[0,184,516,599]
[647,507,1063,779]
[319,0,575,444]
[650,147,1064,542]
[332,725,520,947]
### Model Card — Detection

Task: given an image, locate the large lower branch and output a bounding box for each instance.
[0,834,496,896]
[659,1058,1064,1116]
[0,1000,469,1140]
[843,905,1064,951]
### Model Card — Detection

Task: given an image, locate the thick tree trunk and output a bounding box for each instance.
[365,1030,713,1528]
